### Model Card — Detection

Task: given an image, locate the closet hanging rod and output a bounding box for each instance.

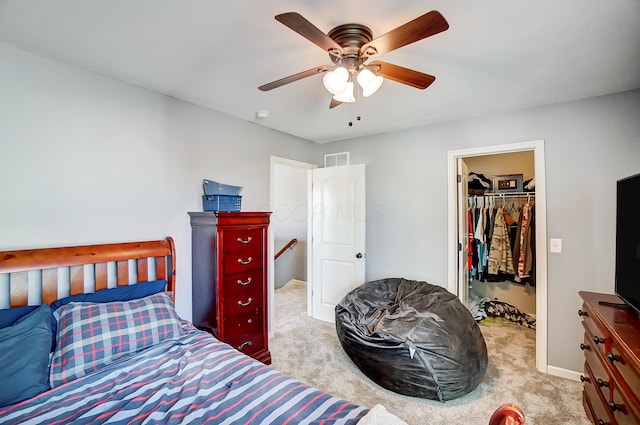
[469,192,535,197]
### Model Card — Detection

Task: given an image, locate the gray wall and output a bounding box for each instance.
[0,42,315,318]
[2,39,640,374]
[312,89,640,372]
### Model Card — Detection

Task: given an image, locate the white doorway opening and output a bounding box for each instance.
[446,140,548,374]
[269,156,317,337]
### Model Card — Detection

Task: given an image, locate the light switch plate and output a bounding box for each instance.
[550,238,562,253]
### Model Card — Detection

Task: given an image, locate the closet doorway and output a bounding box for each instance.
[446,140,548,374]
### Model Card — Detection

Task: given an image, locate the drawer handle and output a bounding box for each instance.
[237,256,253,265]
[593,336,605,344]
[238,341,253,350]
[237,277,252,286]
[597,420,607,425]
[247,318,253,324]
[596,378,609,388]
[606,352,619,363]
[237,237,252,244]
[579,343,589,351]
[578,309,588,317]
[237,297,253,307]
[607,400,620,411]
[579,375,589,383]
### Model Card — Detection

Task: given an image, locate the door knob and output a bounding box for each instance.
[356,252,363,259]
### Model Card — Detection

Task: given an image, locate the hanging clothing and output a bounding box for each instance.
[487,206,515,278]
[512,203,536,285]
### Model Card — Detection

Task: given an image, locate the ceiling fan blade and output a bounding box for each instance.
[369,61,436,90]
[329,97,342,109]
[258,66,330,91]
[275,12,343,55]
[360,10,449,57]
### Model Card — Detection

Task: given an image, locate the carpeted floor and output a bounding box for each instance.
[269,280,590,425]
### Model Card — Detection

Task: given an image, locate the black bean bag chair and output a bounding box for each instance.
[335,277,488,401]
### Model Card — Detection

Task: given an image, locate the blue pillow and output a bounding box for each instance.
[50,279,167,349]
[0,304,52,407]
[0,305,39,329]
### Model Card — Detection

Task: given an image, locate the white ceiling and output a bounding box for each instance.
[1,1,639,143]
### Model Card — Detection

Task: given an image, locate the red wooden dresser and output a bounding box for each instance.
[578,291,640,424]
[189,211,271,364]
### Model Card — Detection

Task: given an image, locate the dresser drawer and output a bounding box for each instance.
[583,362,616,425]
[223,309,263,342]
[224,313,265,356]
[221,269,263,298]
[611,379,640,425]
[222,291,263,318]
[222,229,263,253]
[581,303,611,359]
[608,341,640,411]
[583,332,614,402]
[222,248,263,274]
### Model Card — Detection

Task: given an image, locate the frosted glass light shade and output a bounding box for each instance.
[323,67,349,95]
[357,69,383,97]
[333,82,356,103]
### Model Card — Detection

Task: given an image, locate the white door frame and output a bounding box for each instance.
[269,156,317,337]
[446,140,548,374]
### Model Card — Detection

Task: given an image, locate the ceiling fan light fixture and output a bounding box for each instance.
[333,81,356,103]
[357,69,383,97]
[323,66,349,95]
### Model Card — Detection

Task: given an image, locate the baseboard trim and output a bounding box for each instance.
[547,365,582,381]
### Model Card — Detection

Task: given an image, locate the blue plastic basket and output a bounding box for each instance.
[202,195,242,212]
[202,180,243,196]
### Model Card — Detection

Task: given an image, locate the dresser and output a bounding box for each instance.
[578,291,640,425]
[189,211,271,364]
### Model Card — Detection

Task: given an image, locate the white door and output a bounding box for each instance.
[310,164,366,323]
[457,158,469,304]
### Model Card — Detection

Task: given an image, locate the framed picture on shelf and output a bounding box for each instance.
[493,174,523,193]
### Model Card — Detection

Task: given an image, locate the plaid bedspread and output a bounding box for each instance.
[0,323,368,425]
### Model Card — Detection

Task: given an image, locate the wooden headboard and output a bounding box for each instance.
[0,237,176,308]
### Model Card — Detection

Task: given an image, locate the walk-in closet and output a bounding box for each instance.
[463,151,536,330]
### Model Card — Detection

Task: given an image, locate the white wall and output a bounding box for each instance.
[312,90,640,373]
[0,42,316,319]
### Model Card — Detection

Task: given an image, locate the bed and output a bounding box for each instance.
[0,237,383,424]
[0,237,523,425]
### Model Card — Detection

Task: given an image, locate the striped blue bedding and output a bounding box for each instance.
[0,322,369,425]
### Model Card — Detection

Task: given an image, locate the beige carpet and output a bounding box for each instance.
[269,280,590,425]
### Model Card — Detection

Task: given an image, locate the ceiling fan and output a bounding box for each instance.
[258,11,449,108]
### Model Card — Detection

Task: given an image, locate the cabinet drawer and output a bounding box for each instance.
[581,303,610,360]
[612,379,640,425]
[583,362,616,425]
[222,248,263,274]
[222,229,263,253]
[222,292,263,318]
[223,310,263,342]
[224,317,265,357]
[221,269,263,298]
[608,342,640,412]
[583,332,614,402]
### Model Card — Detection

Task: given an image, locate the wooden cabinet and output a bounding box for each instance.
[578,291,640,425]
[189,211,271,364]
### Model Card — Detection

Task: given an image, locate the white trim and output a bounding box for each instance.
[447,140,548,374]
[547,366,583,382]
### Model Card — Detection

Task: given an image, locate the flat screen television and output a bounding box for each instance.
[615,172,640,313]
